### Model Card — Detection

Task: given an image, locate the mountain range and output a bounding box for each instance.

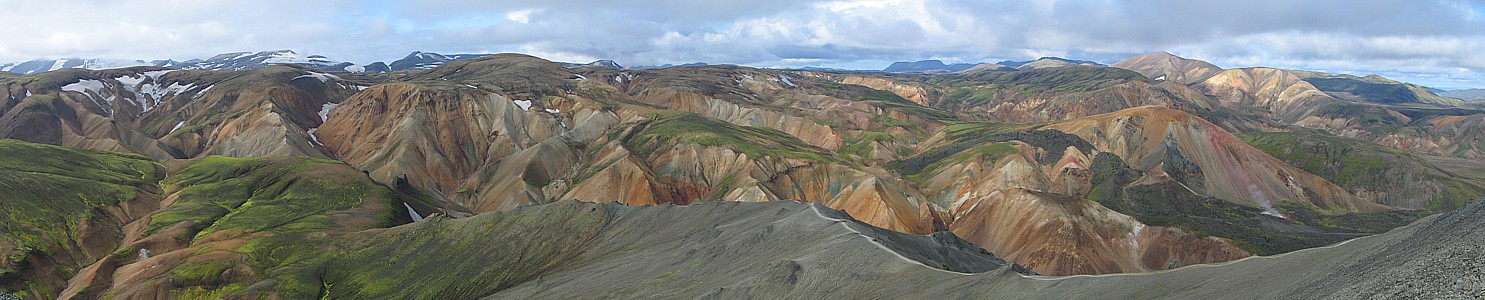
[1441,88,1485,100]
[0,50,634,75]
[1,50,1482,298]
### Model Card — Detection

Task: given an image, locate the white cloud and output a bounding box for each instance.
[506,9,534,24]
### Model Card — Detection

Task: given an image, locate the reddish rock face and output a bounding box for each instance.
[1112,52,1224,85]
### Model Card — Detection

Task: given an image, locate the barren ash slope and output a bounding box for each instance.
[479,197,1483,299]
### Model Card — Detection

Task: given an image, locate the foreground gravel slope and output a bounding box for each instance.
[493,198,1484,299]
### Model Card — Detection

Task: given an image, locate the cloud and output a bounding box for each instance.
[0,0,1482,87]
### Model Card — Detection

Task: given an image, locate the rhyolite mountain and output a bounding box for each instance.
[997,57,1105,70]
[0,58,153,75]
[883,60,978,73]
[0,50,488,75]
[1439,88,1485,100]
[384,51,489,72]
[2,50,1483,298]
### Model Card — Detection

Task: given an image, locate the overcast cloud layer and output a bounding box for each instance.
[1,0,1482,88]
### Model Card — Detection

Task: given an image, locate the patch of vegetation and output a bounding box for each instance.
[886,127,1089,176]
[24,94,58,105]
[928,66,1146,107]
[171,283,245,300]
[805,80,956,120]
[837,131,895,158]
[147,156,394,239]
[1295,72,1460,106]
[167,109,246,137]
[0,140,161,293]
[408,54,577,101]
[1087,153,1429,255]
[238,201,613,299]
[621,112,836,162]
[170,262,233,285]
[1239,131,1484,211]
[1313,104,1408,135]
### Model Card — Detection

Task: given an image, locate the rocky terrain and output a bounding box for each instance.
[1,50,1482,298]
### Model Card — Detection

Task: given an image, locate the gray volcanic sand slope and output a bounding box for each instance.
[491,201,1029,299]
[489,199,1485,299]
[1021,197,1485,299]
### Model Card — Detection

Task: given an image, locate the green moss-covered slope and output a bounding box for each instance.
[622,112,836,162]
[0,139,162,296]
[1086,152,1428,255]
[124,155,403,299]
[1239,131,1485,210]
[147,156,396,238]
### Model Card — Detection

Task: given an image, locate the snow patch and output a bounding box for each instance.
[230,52,255,61]
[62,79,117,113]
[61,80,107,94]
[49,59,68,71]
[263,51,313,64]
[1130,222,1145,250]
[318,102,340,122]
[573,74,587,80]
[169,121,185,133]
[115,74,147,88]
[779,75,798,87]
[292,70,340,82]
[545,108,560,113]
[134,82,196,113]
[1154,75,1167,81]
[513,100,532,111]
[344,65,366,73]
[308,128,321,145]
[404,202,424,222]
[142,70,171,79]
[196,85,214,97]
[767,75,800,88]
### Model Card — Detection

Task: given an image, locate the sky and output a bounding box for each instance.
[1,0,1483,89]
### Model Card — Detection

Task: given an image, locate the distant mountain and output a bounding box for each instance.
[557,59,626,69]
[385,51,487,72]
[998,57,1105,70]
[1112,52,1223,84]
[586,60,623,69]
[629,62,709,69]
[1113,52,1462,107]
[1288,71,1463,106]
[956,63,1015,73]
[882,60,977,73]
[176,50,346,72]
[362,61,391,73]
[883,57,1099,73]
[0,50,500,74]
[794,66,854,71]
[0,58,150,74]
[1440,88,1485,100]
